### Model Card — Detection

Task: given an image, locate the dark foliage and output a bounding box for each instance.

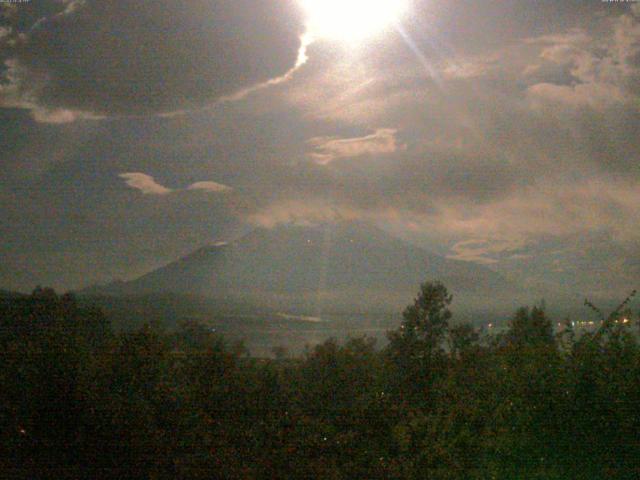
[1,283,639,479]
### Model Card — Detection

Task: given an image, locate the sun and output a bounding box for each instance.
[301,0,408,43]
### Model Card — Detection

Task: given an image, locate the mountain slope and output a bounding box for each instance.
[82,222,521,313]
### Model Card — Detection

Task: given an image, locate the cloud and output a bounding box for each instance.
[119,173,173,196]
[527,82,626,109]
[447,238,528,265]
[187,181,232,193]
[307,128,402,165]
[0,0,305,120]
[3,0,639,295]
[245,198,413,229]
[246,199,351,228]
[508,253,533,261]
[30,107,103,124]
[119,174,232,196]
[244,175,640,268]
[431,179,640,244]
[441,55,497,79]
[525,13,640,110]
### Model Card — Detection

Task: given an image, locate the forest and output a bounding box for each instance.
[1,282,639,479]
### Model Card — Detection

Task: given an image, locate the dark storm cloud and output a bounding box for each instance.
[0,0,305,118]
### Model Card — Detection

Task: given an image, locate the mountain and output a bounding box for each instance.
[81,222,523,315]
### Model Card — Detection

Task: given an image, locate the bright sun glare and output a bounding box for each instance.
[301,0,407,43]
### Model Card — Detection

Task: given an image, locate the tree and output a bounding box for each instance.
[504,305,554,348]
[385,281,453,407]
[0,289,113,478]
[448,323,480,359]
[388,281,452,356]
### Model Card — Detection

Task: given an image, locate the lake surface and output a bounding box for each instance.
[208,312,400,357]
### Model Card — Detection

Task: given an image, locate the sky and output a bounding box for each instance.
[0,0,638,298]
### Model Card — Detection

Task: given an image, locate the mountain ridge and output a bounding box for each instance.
[79,222,523,313]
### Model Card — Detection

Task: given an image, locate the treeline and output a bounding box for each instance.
[1,283,639,479]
